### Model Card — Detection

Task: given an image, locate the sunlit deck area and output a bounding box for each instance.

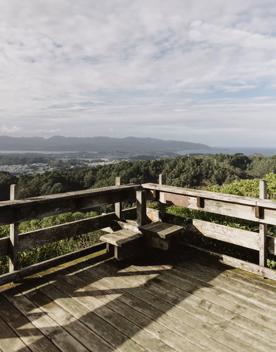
[0,248,276,352]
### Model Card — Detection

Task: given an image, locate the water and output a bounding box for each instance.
[177,147,276,157]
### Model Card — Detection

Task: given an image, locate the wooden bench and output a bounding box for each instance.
[100,229,143,260]
[139,221,183,250]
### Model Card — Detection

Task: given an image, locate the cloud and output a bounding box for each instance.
[0,0,275,146]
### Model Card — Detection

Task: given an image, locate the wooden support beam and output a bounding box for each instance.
[255,206,264,219]
[136,189,147,226]
[158,174,163,185]
[158,174,166,220]
[259,179,268,268]
[8,185,19,272]
[196,196,205,209]
[115,177,122,220]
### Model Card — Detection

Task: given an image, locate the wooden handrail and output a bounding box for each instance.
[143,183,276,210]
[0,184,139,225]
[1,179,275,284]
[143,182,276,226]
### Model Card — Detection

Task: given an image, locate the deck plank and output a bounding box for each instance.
[23,289,114,352]
[129,264,276,350]
[72,265,238,352]
[37,281,175,352]
[3,291,89,352]
[170,261,276,321]
[0,296,60,352]
[54,266,205,352]
[1,250,275,352]
[0,317,31,352]
[90,261,275,352]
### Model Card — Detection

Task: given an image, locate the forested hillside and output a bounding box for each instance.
[0,154,276,200]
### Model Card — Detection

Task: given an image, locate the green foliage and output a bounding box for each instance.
[1,153,276,201]
[208,173,276,199]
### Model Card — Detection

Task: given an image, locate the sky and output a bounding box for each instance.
[0,0,276,147]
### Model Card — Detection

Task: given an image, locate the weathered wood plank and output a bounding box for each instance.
[0,242,108,286]
[129,264,276,350]
[0,207,136,256]
[92,263,264,352]
[136,190,147,226]
[182,261,276,308]
[0,316,30,352]
[55,265,206,352]
[191,219,259,250]
[23,289,114,352]
[143,183,276,210]
[115,177,122,220]
[3,292,89,352]
[28,279,148,352]
[8,184,19,272]
[0,184,138,225]
[100,229,142,247]
[259,180,268,268]
[133,263,276,335]
[166,194,276,225]
[60,261,223,351]
[19,212,114,252]
[0,237,9,257]
[186,244,276,281]
[0,295,60,352]
[88,281,231,352]
[165,213,276,256]
[143,183,276,225]
[169,260,276,324]
[165,193,276,225]
[268,235,276,256]
[140,222,183,239]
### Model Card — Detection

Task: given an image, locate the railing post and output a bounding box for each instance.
[136,189,147,226]
[259,179,268,268]
[158,173,166,220]
[9,184,19,272]
[158,174,163,185]
[115,177,122,220]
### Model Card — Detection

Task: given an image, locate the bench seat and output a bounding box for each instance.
[100,229,142,247]
[139,221,183,250]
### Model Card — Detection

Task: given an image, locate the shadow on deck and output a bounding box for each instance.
[0,248,276,352]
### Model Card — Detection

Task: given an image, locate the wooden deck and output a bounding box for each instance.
[0,249,276,352]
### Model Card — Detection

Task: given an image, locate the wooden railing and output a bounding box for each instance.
[143,178,276,280]
[0,183,139,285]
[1,176,276,285]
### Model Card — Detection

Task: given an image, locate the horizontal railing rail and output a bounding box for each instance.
[0,184,139,225]
[0,207,137,257]
[143,178,276,280]
[0,181,139,285]
[143,183,276,225]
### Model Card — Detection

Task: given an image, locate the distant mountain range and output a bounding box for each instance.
[0,136,210,156]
